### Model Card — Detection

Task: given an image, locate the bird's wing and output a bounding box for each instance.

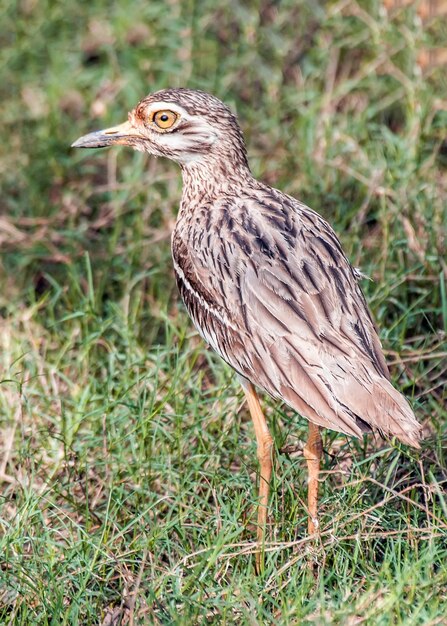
[172,187,421,446]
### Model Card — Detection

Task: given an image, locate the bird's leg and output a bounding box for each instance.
[241,380,274,573]
[303,422,322,534]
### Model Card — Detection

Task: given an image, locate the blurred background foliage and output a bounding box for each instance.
[0,0,446,624]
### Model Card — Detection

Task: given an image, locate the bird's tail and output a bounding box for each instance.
[370,377,422,448]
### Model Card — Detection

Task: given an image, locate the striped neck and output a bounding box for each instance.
[180,156,252,206]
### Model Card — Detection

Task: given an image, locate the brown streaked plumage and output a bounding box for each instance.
[72,88,422,572]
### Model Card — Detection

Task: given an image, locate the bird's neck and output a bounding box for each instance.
[180,154,253,207]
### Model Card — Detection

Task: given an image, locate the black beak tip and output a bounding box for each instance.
[71,135,97,149]
[70,131,112,149]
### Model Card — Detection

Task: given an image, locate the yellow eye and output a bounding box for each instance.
[152,110,178,130]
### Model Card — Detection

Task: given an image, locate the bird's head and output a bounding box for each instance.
[72,88,249,171]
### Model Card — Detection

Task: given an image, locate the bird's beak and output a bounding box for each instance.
[71,120,142,149]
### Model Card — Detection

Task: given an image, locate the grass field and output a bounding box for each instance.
[1,0,447,623]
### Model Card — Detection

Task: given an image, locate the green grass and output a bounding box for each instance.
[1,0,447,623]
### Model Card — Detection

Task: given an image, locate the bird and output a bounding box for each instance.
[72,88,422,571]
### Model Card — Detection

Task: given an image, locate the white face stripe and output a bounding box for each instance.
[145,101,191,117]
[160,129,218,157]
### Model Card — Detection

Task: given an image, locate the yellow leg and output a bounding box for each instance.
[241,380,274,573]
[303,422,322,534]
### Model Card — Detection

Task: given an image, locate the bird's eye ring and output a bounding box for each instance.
[152,110,179,130]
